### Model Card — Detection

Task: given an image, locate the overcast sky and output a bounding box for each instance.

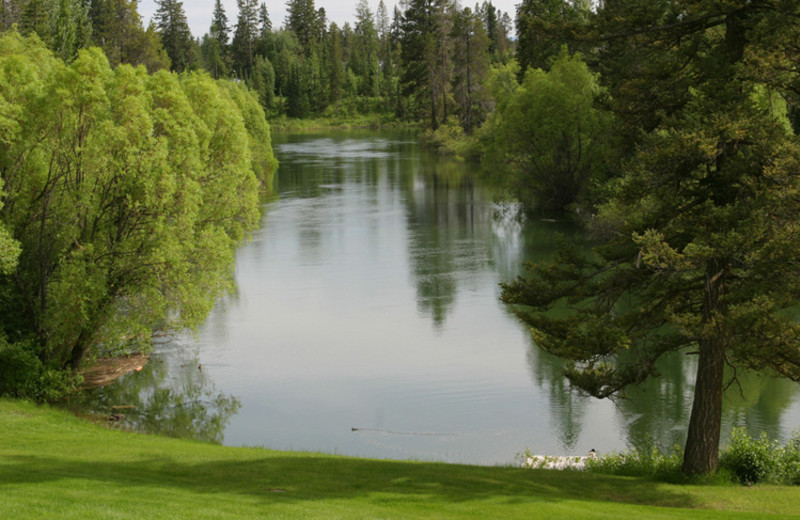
[137,1,519,38]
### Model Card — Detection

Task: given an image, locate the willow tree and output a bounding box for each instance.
[501,1,800,476]
[0,31,276,379]
[484,52,614,212]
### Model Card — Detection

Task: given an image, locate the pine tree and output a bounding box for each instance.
[326,22,344,105]
[352,0,378,96]
[482,1,498,61]
[232,0,258,77]
[255,3,271,56]
[285,0,317,53]
[502,0,800,477]
[154,0,194,72]
[19,0,49,42]
[210,0,229,46]
[450,7,489,133]
[257,2,271,36]
[205,0,230,78]
[400,0,435,123]
[515,0,572,73]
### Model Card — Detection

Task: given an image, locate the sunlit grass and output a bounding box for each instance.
[1,399,798,519]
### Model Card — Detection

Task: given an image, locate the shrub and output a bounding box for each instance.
[719,428,777,485]
[779,430,800,485]
[586,442,683,481]
[0,337,79,400]
[717,428,800,485]
[0,338,42,398]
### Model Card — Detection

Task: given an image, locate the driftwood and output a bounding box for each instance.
[78,353,149,390]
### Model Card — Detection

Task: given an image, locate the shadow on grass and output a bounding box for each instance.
[0,454,699,509]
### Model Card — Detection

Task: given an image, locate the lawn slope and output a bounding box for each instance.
[1,399,798,519]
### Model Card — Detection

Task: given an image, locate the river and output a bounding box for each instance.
[70,131,800,465]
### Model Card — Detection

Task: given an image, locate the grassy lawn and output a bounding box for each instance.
[1,399,798,519]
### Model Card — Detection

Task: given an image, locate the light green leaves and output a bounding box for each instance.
[0,31,277,369]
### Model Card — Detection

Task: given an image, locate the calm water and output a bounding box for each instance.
[72,131,800,465]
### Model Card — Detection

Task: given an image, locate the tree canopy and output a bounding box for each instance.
[501,0,800,476]
[483,52,615,212]
[0,30,276,397]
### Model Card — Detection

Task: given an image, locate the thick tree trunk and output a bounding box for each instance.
[682,262,727,475]
[681,336,725,475]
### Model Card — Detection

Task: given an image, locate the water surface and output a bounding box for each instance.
[74,131,800,465]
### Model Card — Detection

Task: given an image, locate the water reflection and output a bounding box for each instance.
[525,339,588,451]
[65,132,800,464]
[69,339,240,444]
[405,170,481,327]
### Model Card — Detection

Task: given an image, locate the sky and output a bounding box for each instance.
[137,1,520,38]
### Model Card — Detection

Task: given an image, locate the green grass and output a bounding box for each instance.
[1,399,798,519]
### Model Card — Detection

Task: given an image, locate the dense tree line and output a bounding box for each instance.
[2,0,514,126]
[0,29,277,398]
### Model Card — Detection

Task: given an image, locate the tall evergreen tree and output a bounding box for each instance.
[210,0,229,46]
[19,0,49,42]
[255,2,271,56]
[400,0,435,123]
[232,0,258,76]
[481,1,498,61]
[154,0,193,71]
[285,0,317,53]
[257,2,271,35]
[326,21,344,105]
[450,7,489,133]
[502,0,800,477]
[204,0,231,78]
[515,0,570,73]
[352,0,378,96]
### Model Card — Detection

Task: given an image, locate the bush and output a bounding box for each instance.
[779,431,800,485]
[718,428,800,485]
[578,429,800,486]
[421,118,481,160]
[0,337,78,400]
[0,338,42,398]
[586,442,683,481]
[719,428,777,484]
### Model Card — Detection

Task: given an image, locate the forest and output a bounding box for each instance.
[4,0,800,477]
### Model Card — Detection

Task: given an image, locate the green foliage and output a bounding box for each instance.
[249,54,275,109]
[88,0,170,72]
[501,1,800,477]
[720,429,776,485]
[483,52,616,212]
[0,337,78,400]
[718,428,800,486]
[421,117,480,159]
[587,443,684,482]
[588,431,800,487]
[154,0,195,72]
[0,31,276,388]
[515,0,588,75]
[0,180,19,274]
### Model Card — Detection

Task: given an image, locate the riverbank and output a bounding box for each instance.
[1,399,797,519]
[269,113,421,133]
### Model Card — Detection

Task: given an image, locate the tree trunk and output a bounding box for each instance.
[682,263,727,475]
[681,335,725,475]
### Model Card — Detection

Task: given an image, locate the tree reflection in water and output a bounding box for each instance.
[67,341,240,444]
[404,160,486,328]
[525,333,799,453]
